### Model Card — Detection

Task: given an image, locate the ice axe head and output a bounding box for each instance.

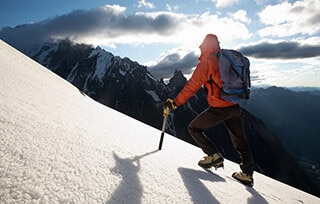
[163,106,170,117]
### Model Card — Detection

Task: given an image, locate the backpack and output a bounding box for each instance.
[209,49,251,103]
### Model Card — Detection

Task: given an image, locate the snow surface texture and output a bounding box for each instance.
[0,39,319,204]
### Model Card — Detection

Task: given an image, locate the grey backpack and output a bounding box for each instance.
[209,49,251,103]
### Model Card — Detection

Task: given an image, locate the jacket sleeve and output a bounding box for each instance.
[174,61,209,106]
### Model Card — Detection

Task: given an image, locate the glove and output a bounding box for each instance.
[163,98,177,117]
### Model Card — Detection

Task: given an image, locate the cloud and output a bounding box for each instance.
[0,5,181,50]
[137,0,155,9]
[239,41,320,59]
[0,4,253,52]
[166,4,179,12]
[231,10,251,24]
[213,0,239,8]
[149,38,320,81]
[258,0,320,37]
[248,58,320,87]
[148,51,198,79]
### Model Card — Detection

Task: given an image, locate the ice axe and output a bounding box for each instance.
[158,106,170,150]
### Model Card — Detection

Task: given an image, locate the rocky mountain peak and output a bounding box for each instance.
[167,70,187,89]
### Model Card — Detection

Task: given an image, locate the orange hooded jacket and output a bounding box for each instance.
[174,34,235,108]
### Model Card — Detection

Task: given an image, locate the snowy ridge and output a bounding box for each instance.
[89,47,115,81]
[1,39,319,203]
[25,42,59,65]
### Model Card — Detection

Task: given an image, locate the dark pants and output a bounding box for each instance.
[188,104,254,175]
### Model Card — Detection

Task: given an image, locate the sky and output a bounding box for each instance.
[1,39,320,203]
[0,0,320,87]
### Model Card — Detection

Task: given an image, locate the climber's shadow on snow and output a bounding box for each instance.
[178,167,225,204]
[107,150,158,204]
[246,186,268,204]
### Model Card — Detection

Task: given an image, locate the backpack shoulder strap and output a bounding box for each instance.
[207,74,220,88]
[207,51,221,85]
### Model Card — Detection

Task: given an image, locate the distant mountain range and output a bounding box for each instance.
[243,86,320,188]
[287,86,320,95]
[19,39,320,197]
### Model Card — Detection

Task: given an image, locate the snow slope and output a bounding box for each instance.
[0,39,319,204]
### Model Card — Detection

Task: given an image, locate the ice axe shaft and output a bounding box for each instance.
[158,116,167,150]
[158,107,169,150]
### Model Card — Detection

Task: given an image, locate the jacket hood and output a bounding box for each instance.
[198,34,220,61]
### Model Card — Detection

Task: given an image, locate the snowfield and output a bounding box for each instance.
[0,39,319,203]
